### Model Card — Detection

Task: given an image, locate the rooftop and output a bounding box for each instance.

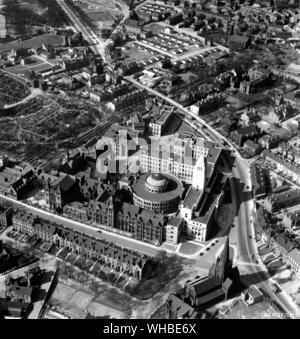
[182,186,203,210]
[167,216,182,228]
[133,173,183,203]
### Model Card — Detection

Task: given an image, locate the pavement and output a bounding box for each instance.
[124,75,300,317]
[57,0,108,61]
[230,153,300,318]
[56,0,129,64]
[3,0,299,317]
[0,193,217,260]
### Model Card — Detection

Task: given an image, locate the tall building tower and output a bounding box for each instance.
[192,156,206,190]
[107,196,115,228]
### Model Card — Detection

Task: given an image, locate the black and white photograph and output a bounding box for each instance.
[0,0,300,325]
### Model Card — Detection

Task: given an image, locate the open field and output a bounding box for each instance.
[218,298,283,319]
[0,0,70,38]
[122,45,158,65]
[0,34,65,53]
[49,280,128,319]
[4,57,57,79]
[73,0,122,29]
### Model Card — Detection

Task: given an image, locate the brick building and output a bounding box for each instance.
[12,211,150,280]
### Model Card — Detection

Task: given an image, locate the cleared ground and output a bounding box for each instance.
[49,281,127,319]
[218,298,283,319]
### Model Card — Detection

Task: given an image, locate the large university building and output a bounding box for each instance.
[132,173,184,214]
[140,134,222,184]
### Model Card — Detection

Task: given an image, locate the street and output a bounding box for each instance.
[124,75,300,317]
[56,0,129,63]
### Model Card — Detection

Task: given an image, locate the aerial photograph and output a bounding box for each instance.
[1,0,300,324]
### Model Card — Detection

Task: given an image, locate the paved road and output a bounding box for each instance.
[57,0,129,64]
[125,76,300,317]
[0,193,162,257]
[57,0,108,61]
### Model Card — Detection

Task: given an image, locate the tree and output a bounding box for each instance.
[106,272,116,283]
[98,270,107,281]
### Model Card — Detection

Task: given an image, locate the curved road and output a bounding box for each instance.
[126,76,300,317]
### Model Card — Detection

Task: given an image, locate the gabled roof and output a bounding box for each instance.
[53,174,75,192]
[187,275,220,297]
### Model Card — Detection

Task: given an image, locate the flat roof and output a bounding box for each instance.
[168,216,182,228]
[132,173,183,203]
[182,186,203,210]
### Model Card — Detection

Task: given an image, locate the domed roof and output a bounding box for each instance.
[146,174,168,188]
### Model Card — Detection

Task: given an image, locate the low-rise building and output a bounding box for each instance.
[124,19,142,37]
[0,205,13,227]
[243,140,262,158]
[6,285,33,304]
[0,166,36,200]
[12,210,36,235]
[241,285,264,305]
[12,210,151,280]
[263,149,300,185]
[63,202,88,222]
[229,35,251,52]
[264,188,300,213]
[282,210,300,230]
[240,110,260,126]
[230,126,260,147]
[258,134,282,150]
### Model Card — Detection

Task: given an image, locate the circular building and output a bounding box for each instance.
[132,173,184,214]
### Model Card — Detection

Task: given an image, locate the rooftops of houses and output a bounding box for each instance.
[52,174,76,192]
[244,140,261,152]
[247,285,263,299]
[230,35,250,44]
[167,294,198,319]
[167,216,182,228]
[273,233,296,252]
[12,210,36,225]
[151,105,174,126]
[0,167,21,190]
[236,125,259,137]
[267,188,300,205]
[263,150,300,176]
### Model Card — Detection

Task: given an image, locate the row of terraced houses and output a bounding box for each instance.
[12,210,150,280]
